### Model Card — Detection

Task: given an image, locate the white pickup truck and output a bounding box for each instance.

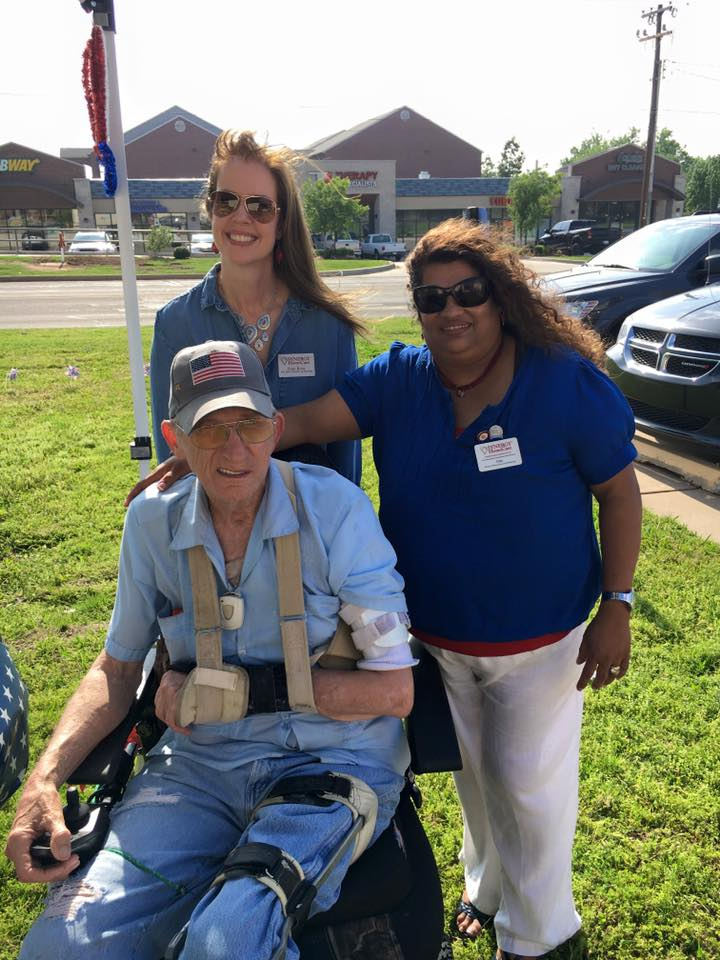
[312,233,361,257]
[360,234,406,261]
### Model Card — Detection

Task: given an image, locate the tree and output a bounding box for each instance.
[560,128,641,167]
[498,138,525,178]
[509,170,562,243]
[145,224,174,257]
[302,176,368,247]
[482,155,498,177]
[685,156,720,213]
[560,126,695,171]
[655,127,693,169]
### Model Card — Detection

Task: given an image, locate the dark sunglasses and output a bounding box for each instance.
[208,191,281,223]
[412,276,491,314]
[182,417,276,449]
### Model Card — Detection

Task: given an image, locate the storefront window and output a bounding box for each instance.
[579,200,639,232]
[397,208,466,244]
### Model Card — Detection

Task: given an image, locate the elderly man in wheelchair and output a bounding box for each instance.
[6,340,429,960]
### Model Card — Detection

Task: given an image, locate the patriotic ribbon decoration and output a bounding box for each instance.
[82,25,117,198]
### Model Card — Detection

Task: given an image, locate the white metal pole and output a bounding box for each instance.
[100,24,152,477]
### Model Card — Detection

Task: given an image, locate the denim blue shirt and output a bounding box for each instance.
[150,266,360,482]
[105,460,410,775]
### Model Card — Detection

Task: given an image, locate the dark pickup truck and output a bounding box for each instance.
[538,219,622,255]
[545,213,720,342]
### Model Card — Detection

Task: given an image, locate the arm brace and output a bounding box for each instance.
[339,604,418,671]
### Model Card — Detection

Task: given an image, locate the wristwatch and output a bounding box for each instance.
[601,589,634,611]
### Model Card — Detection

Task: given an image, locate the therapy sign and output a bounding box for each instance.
[0,157,40,173]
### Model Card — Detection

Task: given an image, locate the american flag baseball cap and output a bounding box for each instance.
[168,340,275,433]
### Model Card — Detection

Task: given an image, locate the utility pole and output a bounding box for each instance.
[637,4,675,227]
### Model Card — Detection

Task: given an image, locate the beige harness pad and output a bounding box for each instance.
[175,459,359,727]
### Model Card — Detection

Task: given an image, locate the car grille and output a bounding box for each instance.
[630,347,658,367]
[665,356,718,376]
[674,333,720,352]
[628,398,710,432]
[632,327,665,343]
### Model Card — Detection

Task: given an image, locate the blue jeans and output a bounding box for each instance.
[21,752,403,960]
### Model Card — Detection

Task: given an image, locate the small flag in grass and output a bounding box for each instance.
[65,365,80,379]
[144,363,150,378]
[6,368,18,381]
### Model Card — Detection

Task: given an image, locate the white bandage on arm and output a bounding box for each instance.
[339,604,418,671]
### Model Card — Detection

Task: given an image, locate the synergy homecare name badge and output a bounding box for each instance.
[474,438,523,472]
[278,353,316,377]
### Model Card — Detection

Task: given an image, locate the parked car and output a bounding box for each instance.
[361,234,406,261]
[537,219,622,255]
[21,230,49,251]
[68,231,117,254]
[546,213,720,342]
[190,232,216,255]
[312,233,361,257]
[606,279,720,451]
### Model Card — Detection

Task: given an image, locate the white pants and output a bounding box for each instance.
[427,624,585,957]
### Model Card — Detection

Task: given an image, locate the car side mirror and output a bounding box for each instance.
[703,253,720,279]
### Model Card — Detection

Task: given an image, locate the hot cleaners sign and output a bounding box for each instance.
[607,151,644,172]
[333,171,378,188]
[0,157,40,173]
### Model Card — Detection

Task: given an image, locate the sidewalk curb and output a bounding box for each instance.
[0,263,396,283]
[635,432,720,494]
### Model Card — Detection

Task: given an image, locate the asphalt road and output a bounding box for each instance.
[0,260,568,329]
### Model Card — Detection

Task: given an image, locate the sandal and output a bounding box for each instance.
[454,897,494,940]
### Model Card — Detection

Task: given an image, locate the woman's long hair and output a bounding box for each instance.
[407,219,605,367]
[205,130,363,334]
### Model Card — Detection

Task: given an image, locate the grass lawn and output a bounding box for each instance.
[1,322,719,959]
[0,255,382,279]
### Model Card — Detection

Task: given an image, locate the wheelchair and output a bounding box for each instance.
[33,638,461,960]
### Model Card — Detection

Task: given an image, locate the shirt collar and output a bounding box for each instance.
[198,263,309,326]
[170,460,299,554]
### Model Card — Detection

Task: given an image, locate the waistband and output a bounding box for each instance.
[410,628,571,657]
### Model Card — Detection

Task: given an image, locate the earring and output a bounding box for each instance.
[274,240,284,265]
[211,241,219,255]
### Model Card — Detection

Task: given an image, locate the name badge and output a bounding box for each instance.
[474,437,523,472]
[278,353,316,378]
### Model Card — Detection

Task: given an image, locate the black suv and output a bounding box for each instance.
[538,219,621,255]
[545,214,720,342]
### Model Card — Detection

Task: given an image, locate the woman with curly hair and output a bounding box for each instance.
[277,218,642,959]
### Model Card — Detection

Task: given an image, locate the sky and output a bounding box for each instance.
[2,0,719,173]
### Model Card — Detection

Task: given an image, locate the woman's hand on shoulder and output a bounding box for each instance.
[124,456,191,507]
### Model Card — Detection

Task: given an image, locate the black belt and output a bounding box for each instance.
[169,661,291,714]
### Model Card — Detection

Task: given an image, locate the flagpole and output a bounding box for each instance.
[81,0,152,477]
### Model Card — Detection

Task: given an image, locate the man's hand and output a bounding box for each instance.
[576,601,631,690]
[154,670,192,735]
[5,775,80,883]
[124,456,190,507]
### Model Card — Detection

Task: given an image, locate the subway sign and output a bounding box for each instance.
[0,157,40,173]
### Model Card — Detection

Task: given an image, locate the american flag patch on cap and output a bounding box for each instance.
[190,351,245,385]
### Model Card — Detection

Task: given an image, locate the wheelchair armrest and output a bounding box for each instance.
[67,671,158,786]
[406,639,462,774]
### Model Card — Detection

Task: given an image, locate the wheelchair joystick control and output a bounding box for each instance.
[30,787,112,869]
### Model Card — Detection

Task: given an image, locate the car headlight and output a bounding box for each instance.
[564,299,600,320]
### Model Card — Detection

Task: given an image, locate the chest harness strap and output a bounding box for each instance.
[175,460,359,728]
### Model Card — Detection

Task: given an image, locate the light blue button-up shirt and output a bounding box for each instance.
[105,461,410,775]
[150,266,361,483]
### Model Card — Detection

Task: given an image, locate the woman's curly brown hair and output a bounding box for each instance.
[407,218,606,367]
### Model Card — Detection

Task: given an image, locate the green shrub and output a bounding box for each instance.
[145,225,174,257]
[534,244,546,255]
[173,246,191,260]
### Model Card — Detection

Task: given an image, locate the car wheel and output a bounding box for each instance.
[570,243,582,256]
[374,250,381,259]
